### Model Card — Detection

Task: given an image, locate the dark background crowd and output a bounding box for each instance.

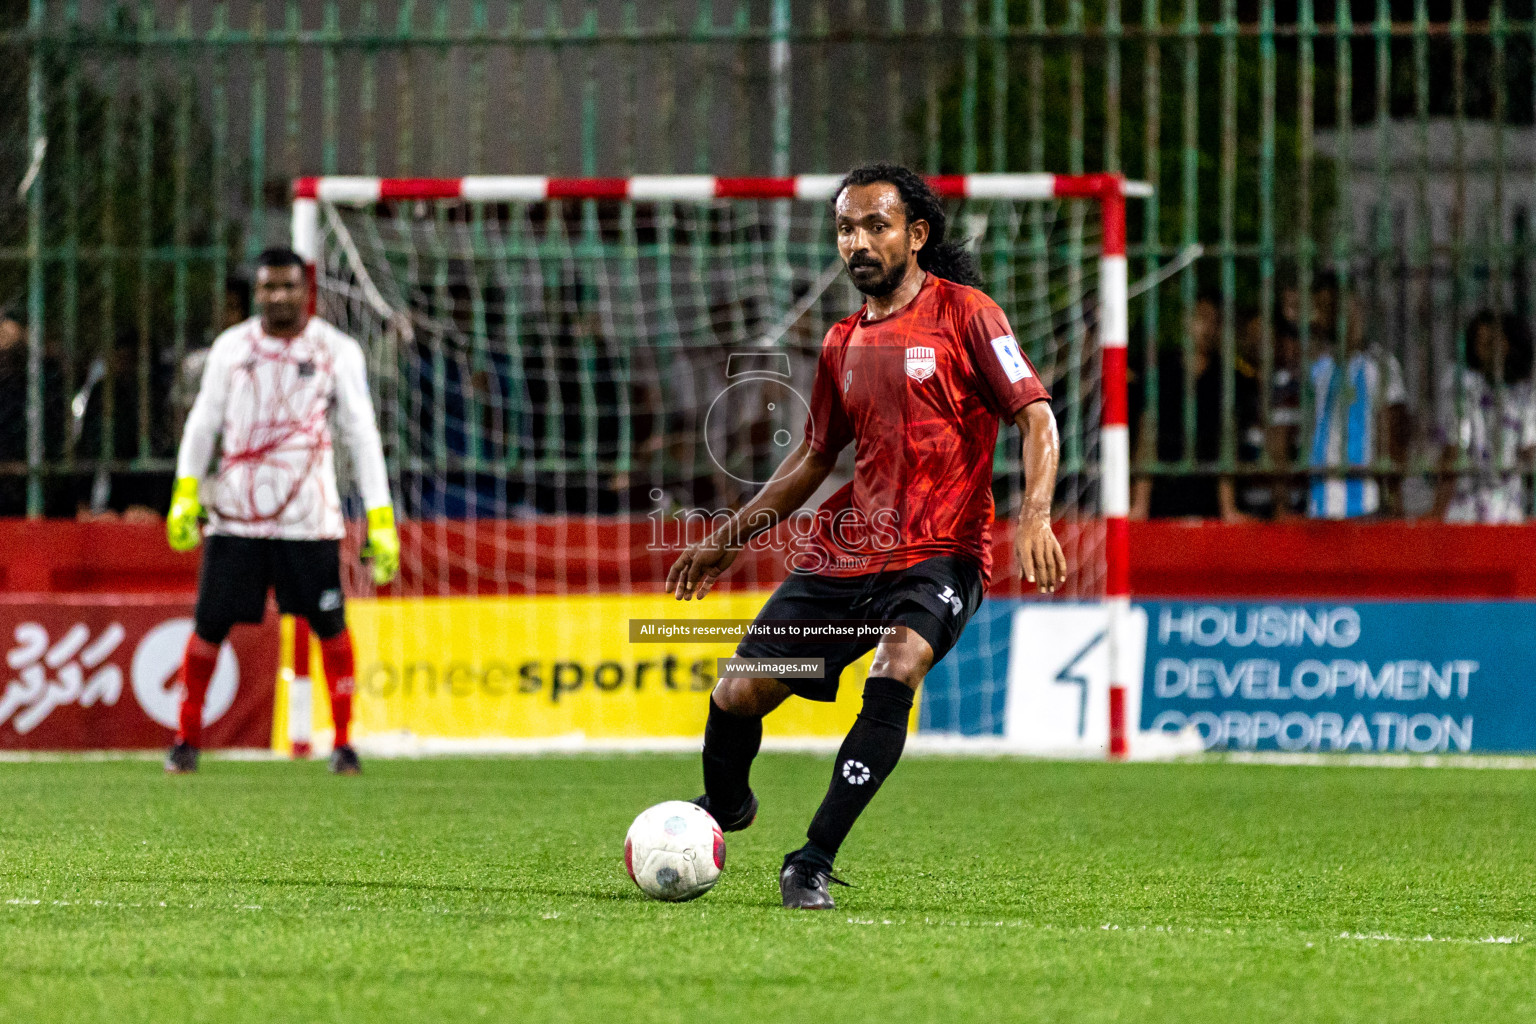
[5,263,1533,527]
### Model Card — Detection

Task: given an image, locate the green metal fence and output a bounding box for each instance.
[3,0,1533,519]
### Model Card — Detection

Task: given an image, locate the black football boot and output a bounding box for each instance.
[328,744,362,775]
[164,741,199,774]
[779,852,850,910]
[692,790,759,832]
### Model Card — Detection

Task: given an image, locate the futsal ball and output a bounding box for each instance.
[624,800,725,902]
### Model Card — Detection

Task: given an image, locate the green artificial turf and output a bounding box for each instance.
[1,754,1533,1023]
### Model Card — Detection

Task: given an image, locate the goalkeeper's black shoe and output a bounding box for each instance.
[692,791,759,832]
[164,741,199,774]
[779,852,850,910]
[328,745,362,775]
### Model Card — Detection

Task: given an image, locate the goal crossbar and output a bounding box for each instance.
[293,172,1151,205]
[291,171,1149,758]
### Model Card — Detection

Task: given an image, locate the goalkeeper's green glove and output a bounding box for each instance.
[364,506,400,586]
[166,476,204,552]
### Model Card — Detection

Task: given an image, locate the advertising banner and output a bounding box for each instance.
[344,593,871,741]
[1138,601,1536,753]
[0,597,277,750]
[1003,603,1150,756]
[13,592,1506,755]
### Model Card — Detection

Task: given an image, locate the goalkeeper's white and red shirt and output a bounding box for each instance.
[801,274,1050,584]
[175,316,391,541]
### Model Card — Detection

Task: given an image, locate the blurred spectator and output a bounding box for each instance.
[172,278,252,442]
[519,276,632,514]
[0,312,28,514]
[657,341,727,511]
[1228,312,1272,517]
[1305,288,1409,518]
[782,300,854,511]
[73,331,174,517]
[708,297,778,508]
[609,346,664,506]
[1259,274,1335,518]
[1285,271,1337,346]
[1432,311,1536,523]
[0,311,72,516]
[1131,292,1258,521]
[222,276,251,332]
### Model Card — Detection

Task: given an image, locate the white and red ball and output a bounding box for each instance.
[624,800,725,902]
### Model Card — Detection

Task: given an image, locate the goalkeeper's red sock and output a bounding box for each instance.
[319,630,356,748]
[175,635,220,746]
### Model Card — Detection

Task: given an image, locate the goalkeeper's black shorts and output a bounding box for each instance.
[732,554,983,702]
[194,535,346,641]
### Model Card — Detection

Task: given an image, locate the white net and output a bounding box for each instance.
[313,193,1106,732]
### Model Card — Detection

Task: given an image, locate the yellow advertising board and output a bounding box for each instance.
[332,593,874,741]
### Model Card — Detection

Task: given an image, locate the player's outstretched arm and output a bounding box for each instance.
[167,340,232,552]
[666,440,837,601]
[1013,400,1067,594]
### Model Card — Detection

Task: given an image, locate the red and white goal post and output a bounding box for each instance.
[287,172,1152,758]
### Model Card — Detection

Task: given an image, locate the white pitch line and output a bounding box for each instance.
[1338,931,1523,945]
[4,898,1523,946]
[848,917,1525,946]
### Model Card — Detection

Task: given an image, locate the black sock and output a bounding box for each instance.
[801,676,914,868]
[702,695,762,814]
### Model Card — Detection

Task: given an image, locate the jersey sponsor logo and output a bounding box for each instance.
[905,346,936,382]
[841,759,872,785]
[990,334,1031,383]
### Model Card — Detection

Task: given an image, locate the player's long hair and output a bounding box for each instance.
[835,162,983,288]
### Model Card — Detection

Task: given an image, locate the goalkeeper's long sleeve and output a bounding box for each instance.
[332,335,393,515]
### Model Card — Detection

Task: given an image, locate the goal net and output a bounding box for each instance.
[291,174,1132,751]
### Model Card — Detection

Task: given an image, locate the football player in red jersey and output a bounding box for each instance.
[666,163,1066,909]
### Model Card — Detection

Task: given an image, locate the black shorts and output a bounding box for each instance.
[194,535,347,640]
[734,554,985,702]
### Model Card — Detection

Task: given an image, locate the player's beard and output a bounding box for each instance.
[262,306,304,336]
[846,254,912,298]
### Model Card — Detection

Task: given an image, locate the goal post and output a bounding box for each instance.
[288,172,1145,758]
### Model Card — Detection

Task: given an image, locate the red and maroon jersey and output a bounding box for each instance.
[797,273,1050,584]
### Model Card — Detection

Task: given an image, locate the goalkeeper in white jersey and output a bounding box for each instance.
[163,248,399,775]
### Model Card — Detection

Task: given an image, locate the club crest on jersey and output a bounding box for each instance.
[905,346,936,382]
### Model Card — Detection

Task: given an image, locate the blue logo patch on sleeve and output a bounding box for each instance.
[990,335,1031,383]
